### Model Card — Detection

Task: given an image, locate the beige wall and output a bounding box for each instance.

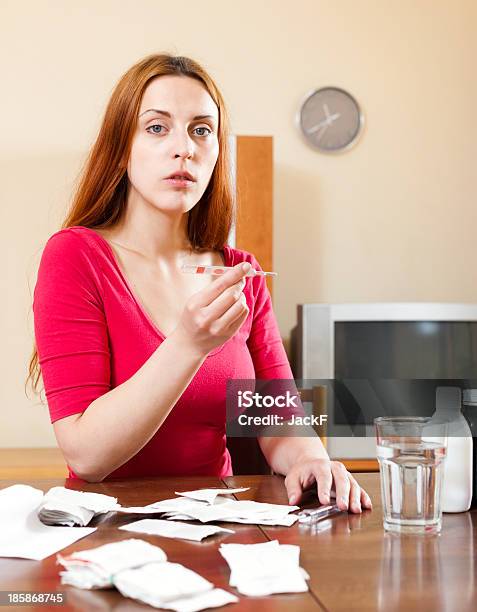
[1,0,476,447]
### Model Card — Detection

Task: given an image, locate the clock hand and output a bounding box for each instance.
[315,122,329,141]
[323,103,330,119]
[307,117,328,134]
[307,112,340,135]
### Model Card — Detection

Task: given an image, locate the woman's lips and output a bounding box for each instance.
[164,177,195,189]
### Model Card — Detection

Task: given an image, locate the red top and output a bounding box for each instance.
[33,226,296,478]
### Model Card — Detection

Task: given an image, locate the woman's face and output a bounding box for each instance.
[127,75,220,214]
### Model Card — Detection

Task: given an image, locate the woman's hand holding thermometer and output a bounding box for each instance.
[172,262,252,357]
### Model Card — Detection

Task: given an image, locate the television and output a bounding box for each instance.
[294,303,477,458]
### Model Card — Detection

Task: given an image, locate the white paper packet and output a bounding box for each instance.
[115,505,166,515]
[57,538,167,589]
[212,515,298,527]
[116,494,235,516]
[218,500,299,514]
[114,562,238,611]
[119,519,234,542]
[114,561,213,602]
[148,497,209,513]
[174,488,249,504]
[219,540,309,596]
[38,487,119,526]
[160,588,238,612]
[38,499,95,527]
[165,499,299,524]
[42,487,118,512]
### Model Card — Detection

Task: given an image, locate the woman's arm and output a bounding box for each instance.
[259,432,329,475]
[54,330,205,481]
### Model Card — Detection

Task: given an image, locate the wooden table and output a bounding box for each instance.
[0,474,476,611]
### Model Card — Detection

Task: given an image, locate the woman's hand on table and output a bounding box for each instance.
[285,457,373,513]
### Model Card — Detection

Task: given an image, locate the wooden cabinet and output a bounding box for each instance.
[227,135,274,474]
[229,135,274,298]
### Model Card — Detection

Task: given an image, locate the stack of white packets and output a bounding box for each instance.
[38,487,120,527]
[130,487,300,528]
[57,538,238,611]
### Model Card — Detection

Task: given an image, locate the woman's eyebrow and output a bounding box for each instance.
[139,108,216,121]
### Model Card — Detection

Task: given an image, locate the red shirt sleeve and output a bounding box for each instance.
[33,229,111,423]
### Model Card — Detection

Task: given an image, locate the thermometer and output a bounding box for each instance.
[181,264,277,278]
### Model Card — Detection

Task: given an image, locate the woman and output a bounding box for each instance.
[29,53,372,513]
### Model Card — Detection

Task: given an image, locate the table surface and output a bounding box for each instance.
[0,473,476,612]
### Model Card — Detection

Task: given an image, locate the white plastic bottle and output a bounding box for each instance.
[433,387,473,513]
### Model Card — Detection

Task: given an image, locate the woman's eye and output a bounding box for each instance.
[146,124,165,134]
[145,124,212,137]
[193,126,212,137]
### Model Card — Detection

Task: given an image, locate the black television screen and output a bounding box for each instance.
[335,321,477,379]
[331,321,477,424]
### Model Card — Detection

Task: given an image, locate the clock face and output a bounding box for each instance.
[299,87,363,153]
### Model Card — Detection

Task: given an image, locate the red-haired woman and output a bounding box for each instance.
[29,54,372,513]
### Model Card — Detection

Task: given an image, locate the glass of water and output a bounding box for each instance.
[375,416,447,535]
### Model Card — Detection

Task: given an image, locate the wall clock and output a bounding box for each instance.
[298,86,364,153]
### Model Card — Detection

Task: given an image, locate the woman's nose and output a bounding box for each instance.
[174,150,192,160]
[172,132,194,160]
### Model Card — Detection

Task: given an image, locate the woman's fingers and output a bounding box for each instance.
[360,486,373,510]
[284,471,303,505]
[330,461,351,511]
[204,279,247,321]
[348,475,362,513]
[314,464,333,506]
[333,470,371,514]
[225,302,250,334]
[212,293,248,332]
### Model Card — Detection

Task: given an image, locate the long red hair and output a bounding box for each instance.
[27,53,234,395]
